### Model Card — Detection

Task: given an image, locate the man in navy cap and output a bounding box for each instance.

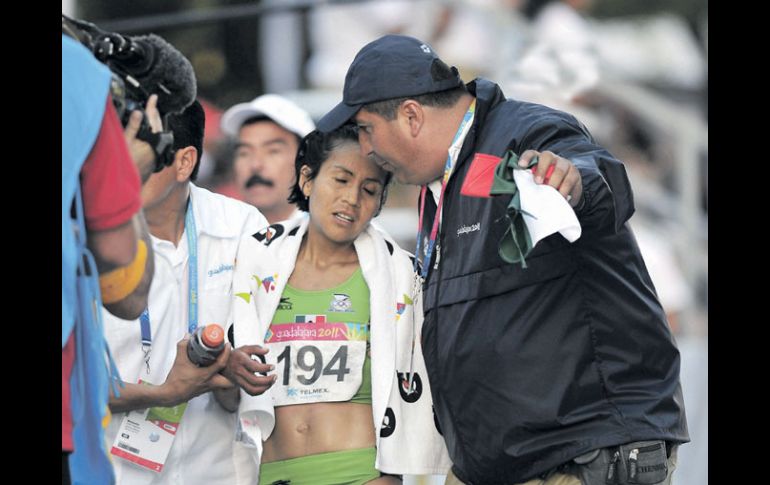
[317,34,688,485]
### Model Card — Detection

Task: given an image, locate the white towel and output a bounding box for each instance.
[231,214,451,475]
[513,168,582,246]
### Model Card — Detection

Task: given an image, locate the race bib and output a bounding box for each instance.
[265,317,369,406]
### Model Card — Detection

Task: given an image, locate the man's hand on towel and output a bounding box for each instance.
[518,150,582,208]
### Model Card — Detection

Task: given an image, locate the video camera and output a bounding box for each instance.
[62,14,198,172]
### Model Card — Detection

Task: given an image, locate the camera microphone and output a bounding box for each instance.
[117,34,197,116]
[63,14,199,171]
[63,15,196,116]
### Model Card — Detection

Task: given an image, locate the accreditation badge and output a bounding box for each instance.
[110,380,188,473]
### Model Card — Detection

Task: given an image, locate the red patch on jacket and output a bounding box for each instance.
[460,153,501,198]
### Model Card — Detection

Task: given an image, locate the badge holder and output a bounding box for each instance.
[110,380,188,473]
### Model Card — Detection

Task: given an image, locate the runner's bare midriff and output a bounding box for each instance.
[261,401,375,463]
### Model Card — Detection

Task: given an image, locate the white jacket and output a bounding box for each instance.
[231,213,452,475]
[104,184,268,485]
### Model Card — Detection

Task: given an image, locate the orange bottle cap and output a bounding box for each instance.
[201,324,224,348]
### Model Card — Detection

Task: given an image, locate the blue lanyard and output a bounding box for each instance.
[413,100,476,281]
[185,197,199,334]
[140,308,152,374]
[139,197,199,369]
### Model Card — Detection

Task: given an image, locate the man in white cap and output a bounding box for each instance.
[221,94,315,224]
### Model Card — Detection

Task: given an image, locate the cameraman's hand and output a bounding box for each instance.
[124,94,163,184]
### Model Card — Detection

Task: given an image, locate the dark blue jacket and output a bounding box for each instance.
[420,79,689,484]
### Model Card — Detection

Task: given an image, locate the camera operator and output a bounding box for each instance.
[62,32,162,485]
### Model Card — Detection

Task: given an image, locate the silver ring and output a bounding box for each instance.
[566,194,573,203]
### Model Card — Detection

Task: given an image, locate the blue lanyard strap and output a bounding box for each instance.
[413,100,476,280]
[138,196,199,355]
[140,309,151,346]
[140,308,152,374]
[185,197,199,334]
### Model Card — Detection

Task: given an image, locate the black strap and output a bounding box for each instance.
[135,119,174,172]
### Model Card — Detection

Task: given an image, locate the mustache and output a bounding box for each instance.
[245,174,274,188]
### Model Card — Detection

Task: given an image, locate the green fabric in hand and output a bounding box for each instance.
[490,150,538,268]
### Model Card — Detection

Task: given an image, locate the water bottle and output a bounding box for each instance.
[187,324,225,366]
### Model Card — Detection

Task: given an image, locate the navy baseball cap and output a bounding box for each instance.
[317,34,464,132]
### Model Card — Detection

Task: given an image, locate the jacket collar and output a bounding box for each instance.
[188,183,241,239]
[453,78,508,174]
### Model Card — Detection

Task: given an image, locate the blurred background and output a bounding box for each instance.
[62,0,707,482]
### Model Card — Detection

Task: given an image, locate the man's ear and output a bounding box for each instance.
[400,100,424,138]
[174,146,198,182]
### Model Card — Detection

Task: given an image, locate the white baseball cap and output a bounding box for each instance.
[220,94,316,139]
